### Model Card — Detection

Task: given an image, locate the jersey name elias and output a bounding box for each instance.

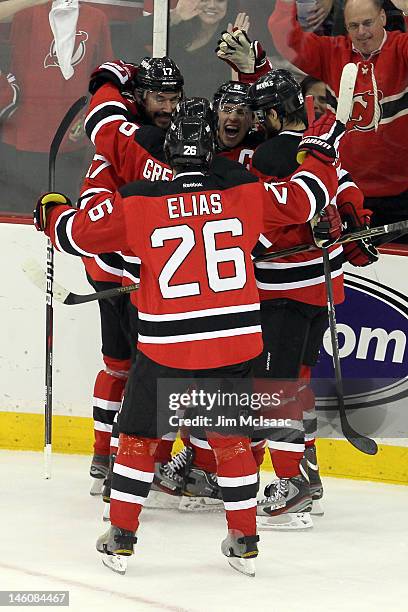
[167,193,222,218]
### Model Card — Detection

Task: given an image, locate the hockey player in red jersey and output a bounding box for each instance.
[84,57,184,493]
[35,112,340,575]
[245,69,379,529]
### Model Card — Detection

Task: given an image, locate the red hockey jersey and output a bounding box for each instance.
[46,157,337,369]
[269,0,408,197]
[251,129,364,306]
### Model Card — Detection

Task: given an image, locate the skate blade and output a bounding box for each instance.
[101,553,127,575]
[311,499,324,516]
[144,490,181,510]
[90,479,104,496]
[257,512,313,531]
[227,557,256,577]
[102,502,110,522]
[179,496,224,513]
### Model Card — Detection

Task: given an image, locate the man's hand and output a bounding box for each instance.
[89,60,138,95]
[338,201,379,266]
[311,203,342,247]
[297,115,345,165]
[216,29,267,75]
[306,0,333,30]
[34,193,72,232]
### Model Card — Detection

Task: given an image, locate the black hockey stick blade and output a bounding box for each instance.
[22,259,139,305]
[49,96,88,190]
[322,249,378,455]
[64,282,139,305]
[340,416,378,455]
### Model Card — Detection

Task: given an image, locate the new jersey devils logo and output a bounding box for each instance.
[44,31,89,70]
[347,90,383,132]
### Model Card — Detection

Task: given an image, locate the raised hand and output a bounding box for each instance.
[227,12,250,33]
[171,0,202,24]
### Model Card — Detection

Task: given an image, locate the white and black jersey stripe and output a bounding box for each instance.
[110,463,154,506]
[138,303,261,345]
[122,254,141,284]
[289,170,331,220]
[255,246,343,291]
[218,473,258,511]
[84,100,132,145]
[336,167,359,196]
[54,210,94,257]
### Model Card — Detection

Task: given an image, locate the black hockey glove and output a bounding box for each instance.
[297,116,345,165]
[89,60,138,95]
[338,201,379,267]
[34,193,72,232]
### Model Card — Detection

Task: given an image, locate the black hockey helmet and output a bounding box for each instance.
[173,97,217,135]
[247,69,303,124]
[213,80,250,110]
[164,116,214,170]
[134,57,184,96]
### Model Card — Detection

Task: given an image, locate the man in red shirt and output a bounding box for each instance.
[268,0,408,238]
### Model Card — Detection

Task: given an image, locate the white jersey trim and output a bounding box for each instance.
[138,302,260,322]
[138,325,262,345]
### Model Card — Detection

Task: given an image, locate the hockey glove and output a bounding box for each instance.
[34,193,72,232]
[297,115,345,165]
[310,203,342,247]
[338,201,379,267]
[89,60,138,95]
[216,29,267,75]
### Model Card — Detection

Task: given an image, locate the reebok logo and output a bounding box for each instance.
[183,183,203,188]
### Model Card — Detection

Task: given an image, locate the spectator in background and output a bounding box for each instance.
[0,1,113,214]
[122,0,249,97]
[301,75,327,118]
[268,0,408,241]
[332,0,405,34]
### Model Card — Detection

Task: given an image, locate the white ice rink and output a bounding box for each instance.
[0,450,407,612]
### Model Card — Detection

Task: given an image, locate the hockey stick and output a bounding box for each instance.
[23,258,139,305]
[44,96,88,478]
[254,219,408,264]
[320,65,377,455]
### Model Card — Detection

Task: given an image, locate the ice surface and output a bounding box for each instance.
[1,451,407,611]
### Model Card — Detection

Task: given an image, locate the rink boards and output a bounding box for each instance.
[1,220,407,484]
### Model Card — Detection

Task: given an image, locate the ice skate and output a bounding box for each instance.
[96,525,137,575]
[257,469,313,530]
[179,467,223,513]
[89,454,109,496]
[221,531,259,577]
[144,447,193,509]
[305,445,324,516]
